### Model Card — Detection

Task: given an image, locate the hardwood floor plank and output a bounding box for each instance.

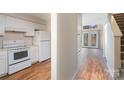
[75,49,112,80]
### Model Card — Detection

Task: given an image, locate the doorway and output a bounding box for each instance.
[82,30,99,48]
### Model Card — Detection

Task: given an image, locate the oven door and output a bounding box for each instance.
[8,49,30,65]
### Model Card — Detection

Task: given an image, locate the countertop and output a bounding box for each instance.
[26,45,39,48]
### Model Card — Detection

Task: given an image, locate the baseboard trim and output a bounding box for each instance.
[72,67,80,80]
[72,62,85,80]
[105,58,114,80]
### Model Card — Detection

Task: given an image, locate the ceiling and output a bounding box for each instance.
[29,13,51,22]
[2,13,50,25]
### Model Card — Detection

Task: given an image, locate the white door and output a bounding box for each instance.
[82,31,99,48]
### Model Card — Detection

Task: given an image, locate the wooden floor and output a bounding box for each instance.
[1,59,51,80]
[75,49,112,80]
[0,49,112,80]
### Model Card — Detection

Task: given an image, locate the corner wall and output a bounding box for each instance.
[104,22,115,78]
[57,14,78,80]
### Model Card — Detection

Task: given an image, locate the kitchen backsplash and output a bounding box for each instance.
[0,31,33,48]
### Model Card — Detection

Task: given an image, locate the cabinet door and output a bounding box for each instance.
[0,55,7,76]
[34,47,39,61]
[39,31,51,40]
[46,42,51,58]
[39,41,51,62]
[39,42,46,62]
[0,15,5,36]
[34,23,46,30]
[30,46,39,63]
[6,16,16,30]
[5,16,26,32]
[25,22,35,36]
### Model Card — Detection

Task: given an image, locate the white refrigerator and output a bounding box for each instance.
[33,31,51,62]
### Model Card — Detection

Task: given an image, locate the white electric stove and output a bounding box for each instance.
[3,40,31,74]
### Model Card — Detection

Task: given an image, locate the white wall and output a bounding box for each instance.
[103,15,122,78]
[58,13,78,80]
[51,13,78,80]
[82,13,108,25]
[105,15,122,78]
[51,14,58,80]
[82,13,108,50]
[104,22,115,78]
[77,14,83,68]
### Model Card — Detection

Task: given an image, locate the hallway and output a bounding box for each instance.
[75,48,112,80]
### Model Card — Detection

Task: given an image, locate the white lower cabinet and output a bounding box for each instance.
[0,50,8,77]
[39,41,51,62]
[30,46,39,64]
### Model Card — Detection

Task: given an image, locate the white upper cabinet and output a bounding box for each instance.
[0,15,6,36]
[5,16,27,32]
[34,23,46,30]
[25,23,46,37]
[0,15,46,36]
[25,22,35,37]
